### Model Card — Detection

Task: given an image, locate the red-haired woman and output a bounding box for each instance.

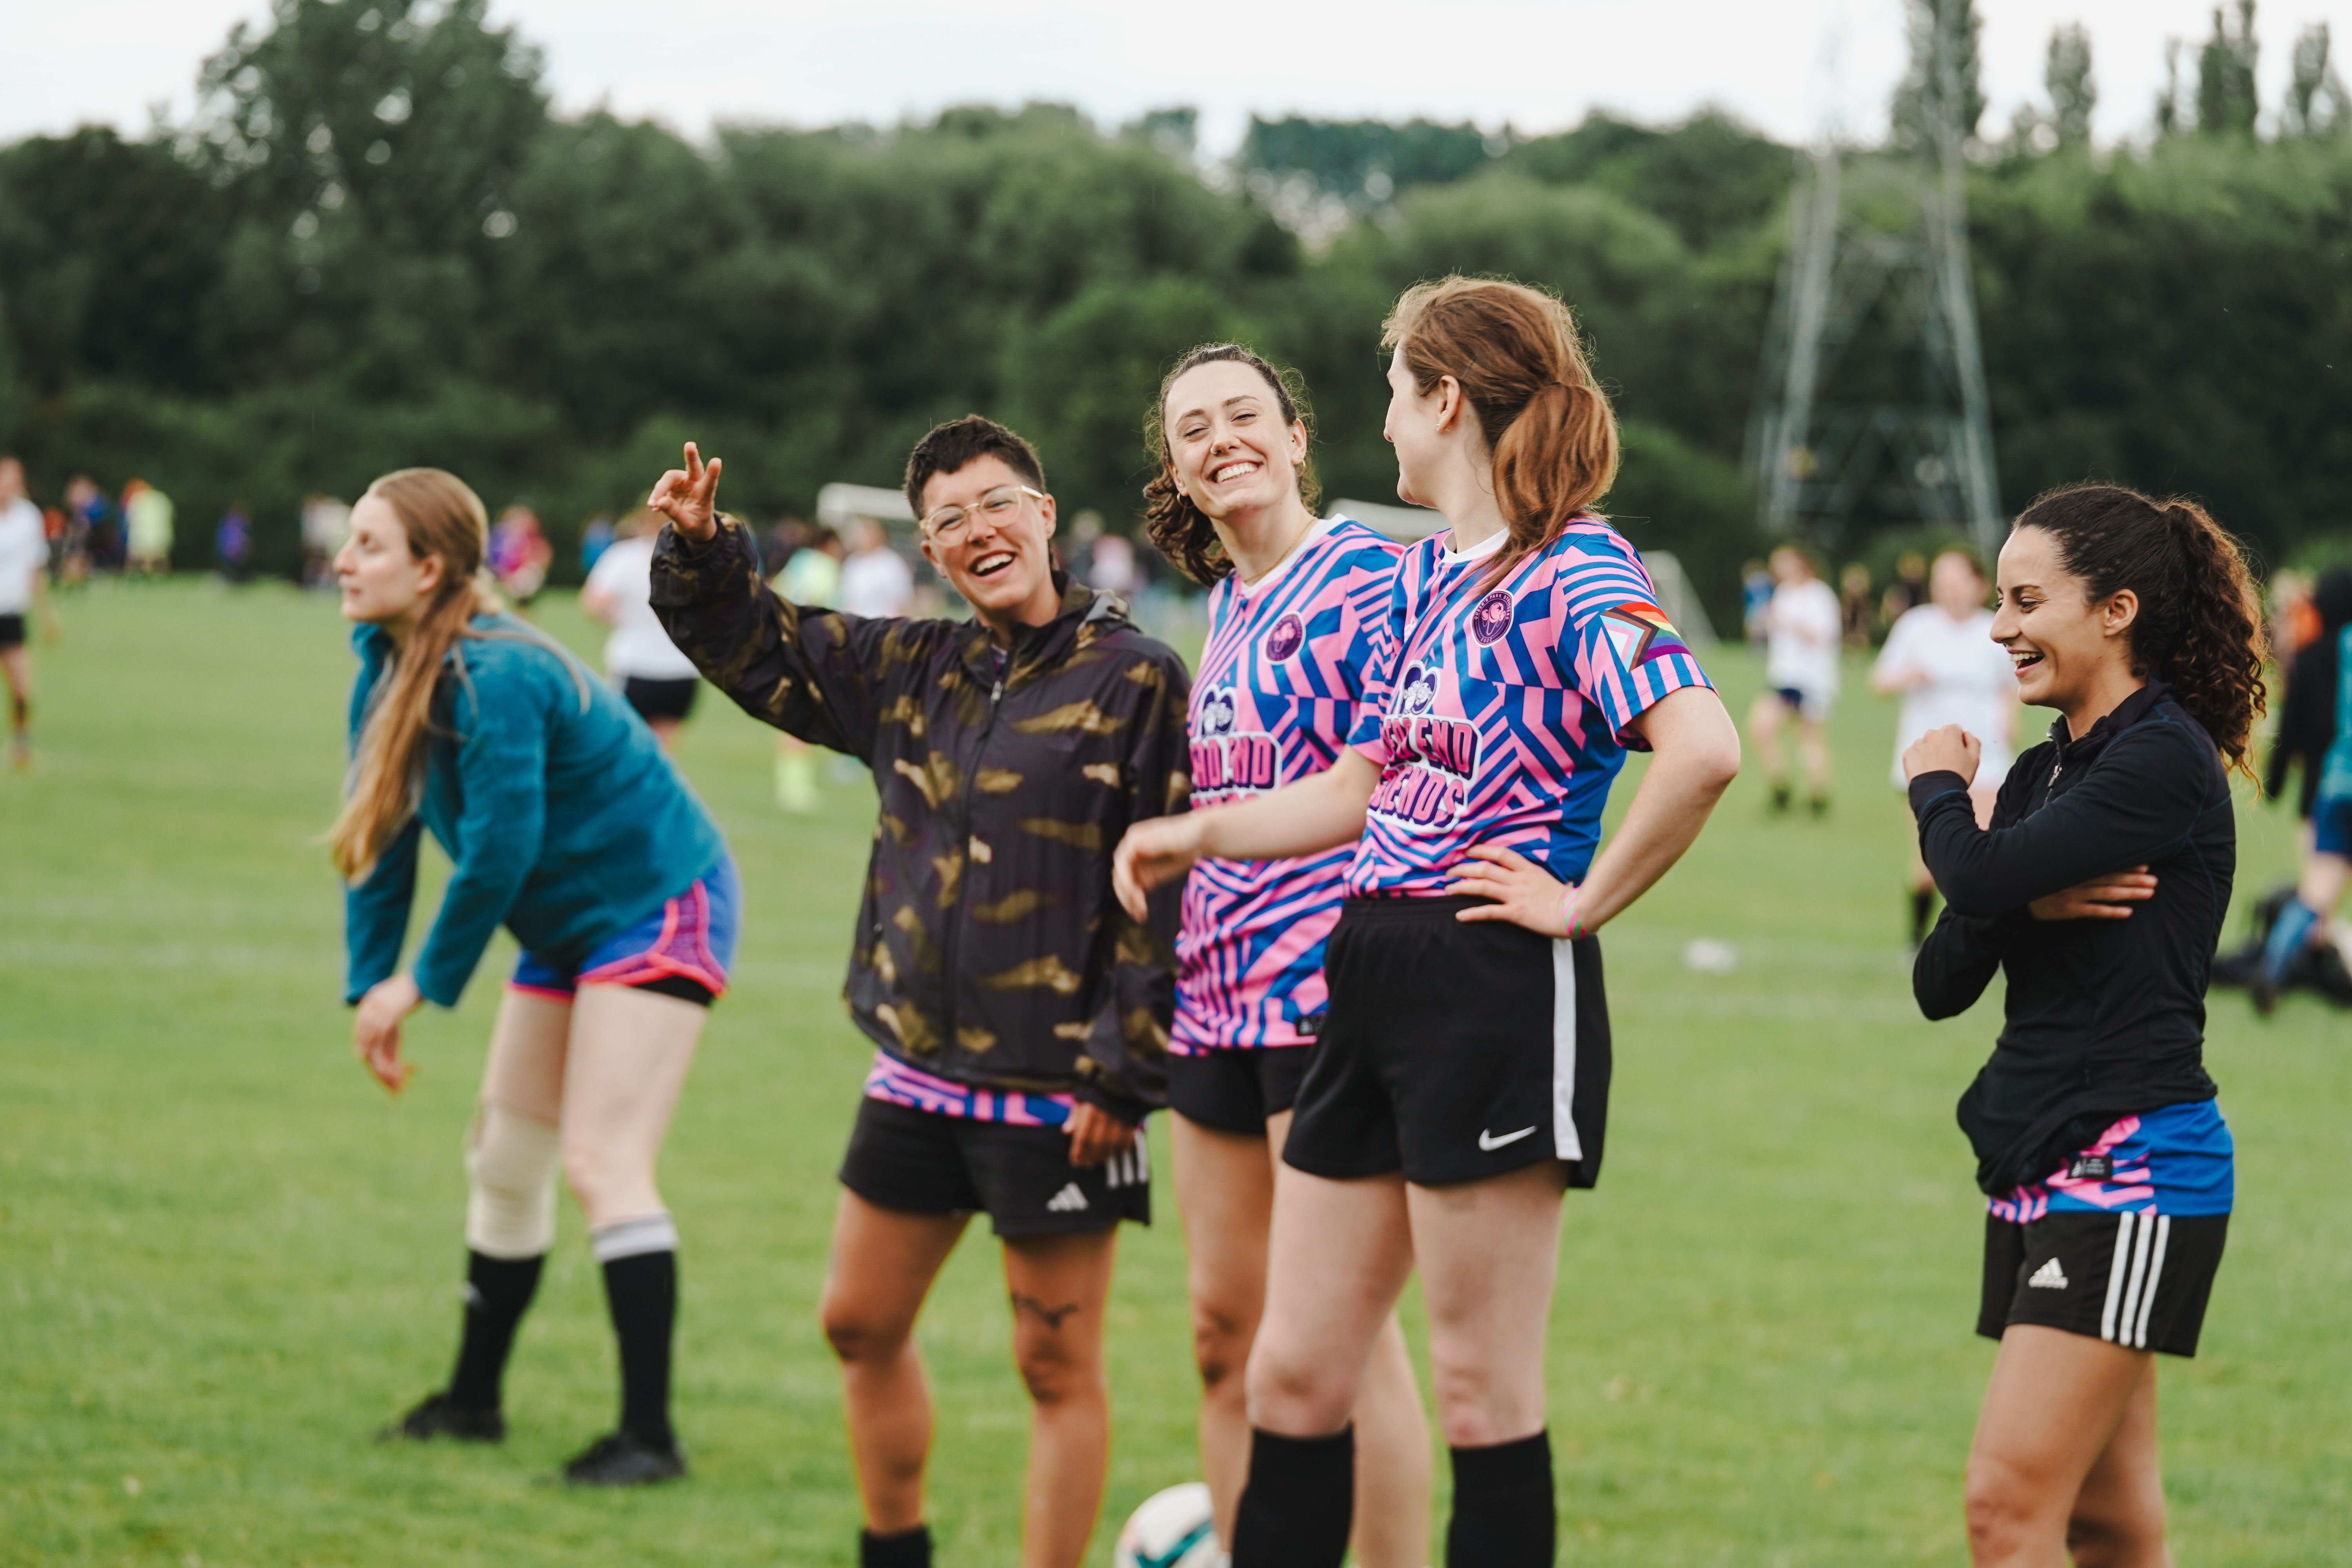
[333,469,737,1486]
[1117,278,1742,1566]
[1904,485,2264,1565]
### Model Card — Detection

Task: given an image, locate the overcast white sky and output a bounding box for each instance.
[8,0,2352,152]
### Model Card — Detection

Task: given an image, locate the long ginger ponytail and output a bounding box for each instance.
[329,469,504,882]
[2013,484,2267,777]
[1381,276,1620,590]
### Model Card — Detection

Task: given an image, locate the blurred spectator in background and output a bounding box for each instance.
[838,515,912,618]
[301,494,352,586]
[68,476,122,573]
[581,509,701,751]
[123,479,175,577]
[2265,566,2352,855]
[1089,528,1140,600]
[1740,557,1772,648]
[579,513,615,575]
[490,505,552,605]
[1872,548,2014,947]
[762,517,808,577]
[771,524,845,813]
[1880,550,1927,627]
[41,503,67,586]
[54,480,94,586]
[215,505,253,584]
[2268,568,2323,662]
[1748,544,1840,815]
[0,457,58,768]
[1838,561,1874,648]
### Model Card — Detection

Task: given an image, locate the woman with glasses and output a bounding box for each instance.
[647,418,1191,1568]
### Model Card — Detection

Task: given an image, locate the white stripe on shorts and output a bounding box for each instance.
[1549,937,1581,1163]
[2131,1215,2171,1350]
[2099,1212,2136,1343]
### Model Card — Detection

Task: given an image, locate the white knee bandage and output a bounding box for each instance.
[464,1103,561,1259]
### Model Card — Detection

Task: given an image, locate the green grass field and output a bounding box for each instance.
[4,581,2347,1566]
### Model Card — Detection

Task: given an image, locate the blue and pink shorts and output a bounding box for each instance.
[510,858,740,1007]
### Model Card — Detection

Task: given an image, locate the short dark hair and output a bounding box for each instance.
[903,415,1046,517]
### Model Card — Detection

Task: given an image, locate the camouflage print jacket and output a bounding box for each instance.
[650,518,1191,1120]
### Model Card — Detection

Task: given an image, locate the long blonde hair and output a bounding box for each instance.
[329,469,505,882]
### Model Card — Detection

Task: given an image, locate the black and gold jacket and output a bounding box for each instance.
[651,519,1191,1120]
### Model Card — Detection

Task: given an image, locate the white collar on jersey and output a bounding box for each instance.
[1233,514,1341,596]
[1437,523,1508,564]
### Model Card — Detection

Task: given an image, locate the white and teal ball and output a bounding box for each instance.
[1112,1481,1223,1568]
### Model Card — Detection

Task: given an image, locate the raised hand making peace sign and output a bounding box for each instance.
[648,441,724,544]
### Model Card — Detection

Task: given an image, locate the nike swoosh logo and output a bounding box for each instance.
[1479,1125,1537,1151]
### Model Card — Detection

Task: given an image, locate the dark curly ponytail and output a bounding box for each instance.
[2013,484,2267,776]
[1142,343,1321,586]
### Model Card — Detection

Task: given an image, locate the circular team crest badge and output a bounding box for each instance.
[1265,612,1305,662]
[1470,590,1516,645]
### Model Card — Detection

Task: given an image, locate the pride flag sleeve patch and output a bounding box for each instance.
[1599,603,1690,668]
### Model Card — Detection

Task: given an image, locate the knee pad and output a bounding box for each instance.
[464,1103,561,1259]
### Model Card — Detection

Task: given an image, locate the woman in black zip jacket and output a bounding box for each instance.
[1901,484,2265,1568]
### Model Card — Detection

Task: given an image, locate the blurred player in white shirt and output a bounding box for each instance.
[1873,547,2015,944]
[838,517,914,618]
[581,510,702,750]
[1745,544,1841,814]
[0,458,56,769]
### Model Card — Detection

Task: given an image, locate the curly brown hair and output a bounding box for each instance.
[2014,483,2268,777]
[1142,343,1321,585]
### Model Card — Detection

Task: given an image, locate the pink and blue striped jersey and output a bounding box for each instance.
[1176,517,1403,1052]
[1345,518,1711,898]
[1987,1100,2234,1222]
[863,1049,1075,1126]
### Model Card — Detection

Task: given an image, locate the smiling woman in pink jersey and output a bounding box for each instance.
[1116,279,1742,1568]
[1139,343,1431,1566]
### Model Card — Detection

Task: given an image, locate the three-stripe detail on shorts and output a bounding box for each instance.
[1103,1137,1150,1191]
[2098,1211,2172,1348]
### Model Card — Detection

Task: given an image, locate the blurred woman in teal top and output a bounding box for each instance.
[332,468,735,1488]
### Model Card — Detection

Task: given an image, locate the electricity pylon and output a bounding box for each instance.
[1748,0,2002,557]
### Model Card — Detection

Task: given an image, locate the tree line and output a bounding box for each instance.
[2,0,2348,622]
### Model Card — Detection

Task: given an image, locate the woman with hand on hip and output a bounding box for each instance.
[1143,343,1431,1567]
[1117,278,1740,1568]
[1904,485,2263,1565]
[335,469,736,1486]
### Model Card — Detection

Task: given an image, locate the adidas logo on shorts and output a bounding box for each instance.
[2027,1257,2069,1290]
[1045,1183,1089,1213]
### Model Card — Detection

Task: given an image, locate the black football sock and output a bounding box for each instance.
[1910,886,1936,945]
[1446,1430,1554,1568]
[595,1214,679,1450]
[1231,1426,1353,1568]
[446,1250,543,1412]
[860,1524,932,1568]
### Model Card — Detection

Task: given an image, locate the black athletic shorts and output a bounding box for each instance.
[1285,896,1611,1189]
[838,1097,1150,1238]
[1167,1045,1314,1136]
[621,675,699,723]
[0,614,24,651]
[1979,1209,2229,1357]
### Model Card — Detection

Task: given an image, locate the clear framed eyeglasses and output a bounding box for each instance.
[921,485,1044,541]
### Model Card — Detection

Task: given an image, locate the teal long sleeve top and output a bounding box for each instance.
[341,615,728,1008]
